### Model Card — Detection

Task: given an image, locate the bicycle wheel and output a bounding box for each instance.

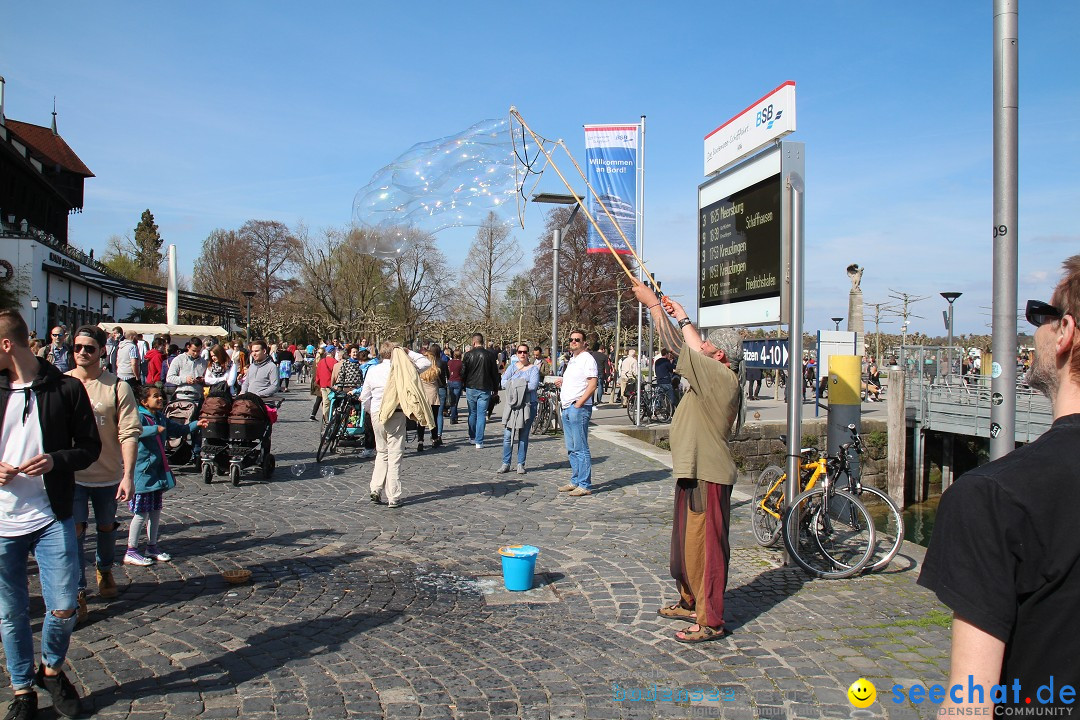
[653,392,672,423]
[533,401,551,436]
[853,485,904,572]
[625,392,638,422]
[782,488,875,579]
[316,404,345,463]
[751,465,785,548]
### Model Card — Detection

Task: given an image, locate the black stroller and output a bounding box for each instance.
[198,387,233,484]
[164,398,199,467]
[201,392,277,486]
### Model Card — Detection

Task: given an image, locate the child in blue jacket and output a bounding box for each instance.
[124,384,202,566]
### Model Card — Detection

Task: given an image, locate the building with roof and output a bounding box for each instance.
[0,75,238,338]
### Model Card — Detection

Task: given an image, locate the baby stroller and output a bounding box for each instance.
[198,386,233,484]
[222,392,277,486]
[163,398,199,467]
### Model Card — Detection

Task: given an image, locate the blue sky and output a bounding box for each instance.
[3,2,1077,337]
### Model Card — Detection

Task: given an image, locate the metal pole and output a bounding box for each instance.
[614,278,621,403]
[551,227,561,378]
[634,117,645,425]
[946,301,955,378]
[991,0,1018,460]
[784,173,805,564]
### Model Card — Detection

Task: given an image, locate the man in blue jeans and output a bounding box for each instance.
[0,310,102,719]
[462,334,499,449]
[555,330,598,496]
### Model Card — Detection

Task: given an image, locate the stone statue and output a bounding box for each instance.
[847,264,865,335]
[847,263,864,292]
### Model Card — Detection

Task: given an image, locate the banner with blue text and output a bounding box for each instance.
[584,124,637,255]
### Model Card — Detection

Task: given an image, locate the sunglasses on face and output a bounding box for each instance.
[1026,300,1064,328]
[569,337,583,343]
[52,333,64,337]
[73,344,99,354]
[517,350,528,355]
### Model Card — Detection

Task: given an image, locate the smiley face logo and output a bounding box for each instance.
[847,678,876,708]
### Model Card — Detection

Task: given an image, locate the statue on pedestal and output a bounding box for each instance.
[847,264,865,335]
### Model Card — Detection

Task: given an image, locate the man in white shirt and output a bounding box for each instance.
[554,329,597,496]
[619,349,640,406]
[360,341,430,509]
[0,310,101,719]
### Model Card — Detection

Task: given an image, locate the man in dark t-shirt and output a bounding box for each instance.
[918,255,1080,713]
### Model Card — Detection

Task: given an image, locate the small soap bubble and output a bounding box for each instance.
[291,464,307,478]
[352,117,531,252]
[320,466,336,478]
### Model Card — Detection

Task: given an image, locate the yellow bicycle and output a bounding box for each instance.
[752,428,877,579]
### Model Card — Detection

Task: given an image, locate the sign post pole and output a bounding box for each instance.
[784,172,804,566]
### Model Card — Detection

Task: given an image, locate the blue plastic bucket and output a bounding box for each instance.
[498,545,539,591]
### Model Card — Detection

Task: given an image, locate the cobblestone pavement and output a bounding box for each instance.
[10,394,950,719]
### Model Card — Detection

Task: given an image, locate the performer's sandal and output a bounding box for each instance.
[674,624,729,643]
[657,603,696,620]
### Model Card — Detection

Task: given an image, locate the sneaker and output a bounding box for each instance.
[568,487,592,496]
[497,463,510,474]
[3,693,36,720]
[76,591,87,623]
[96,569,118,599]
[145,545,172,562]
[387,500,402,509]
[34,666,82,718]
[309,415,317,421]
[123,548,153,566]
[558,484,576,492]
[417,442,425,452]
[516,464,526,475]
[475,443,483,449]
[369,492,384,505]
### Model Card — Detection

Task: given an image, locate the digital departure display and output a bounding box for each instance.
[698,173,782,308]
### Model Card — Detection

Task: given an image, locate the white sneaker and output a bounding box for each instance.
[475,443,483,449]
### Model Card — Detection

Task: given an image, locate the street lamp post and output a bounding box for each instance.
[30,296,39,338]
[831,317,843,331]
[242,290,256,340]
[941,292,962,380]
[531,192,583,376]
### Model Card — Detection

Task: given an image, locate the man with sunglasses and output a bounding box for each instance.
[65,326,140,622]
[631,279,741,644]
[38,327,73,374]
[553,330,598,496]
[919,256,1080,714]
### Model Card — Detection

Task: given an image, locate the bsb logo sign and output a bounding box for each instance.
[704,81,797,176]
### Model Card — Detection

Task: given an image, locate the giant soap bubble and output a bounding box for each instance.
[352,117,534,256]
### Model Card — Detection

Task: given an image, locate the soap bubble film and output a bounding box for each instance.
[352,117,531,252]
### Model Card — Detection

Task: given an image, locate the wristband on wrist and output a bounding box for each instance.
[647,303,660,310]
[678,317,693,329]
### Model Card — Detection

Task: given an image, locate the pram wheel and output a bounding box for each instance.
[262,454,276,479]
[230,465,241,487]
[202,463,213,485]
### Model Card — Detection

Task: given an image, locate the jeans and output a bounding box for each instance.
[561,404,593,489]
[0,518,79,689]
[436,387,446,437]
[72,483,119,592]
[466,388,492,445]
[502,401,537,466]
[447,381,462,422]
[658,382,676,411]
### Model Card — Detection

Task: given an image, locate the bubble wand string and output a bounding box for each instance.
[509,107,661,293]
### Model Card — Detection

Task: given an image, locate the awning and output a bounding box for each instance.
[96,323,229,338]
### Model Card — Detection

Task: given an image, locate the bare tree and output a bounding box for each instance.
[239,220,296,313]
[387,230,449,343]
[457,212,523,323]
[529,207,627,331]
[291,224,389,337]
[192,229,258,305]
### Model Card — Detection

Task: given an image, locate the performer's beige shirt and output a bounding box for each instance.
[669,349,740,485]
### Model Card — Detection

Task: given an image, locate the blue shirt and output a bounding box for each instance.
[501,362,540,404]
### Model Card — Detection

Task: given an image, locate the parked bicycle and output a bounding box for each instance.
[624,381,673,424]
[532,382,559,436]
[751,423,900,578]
